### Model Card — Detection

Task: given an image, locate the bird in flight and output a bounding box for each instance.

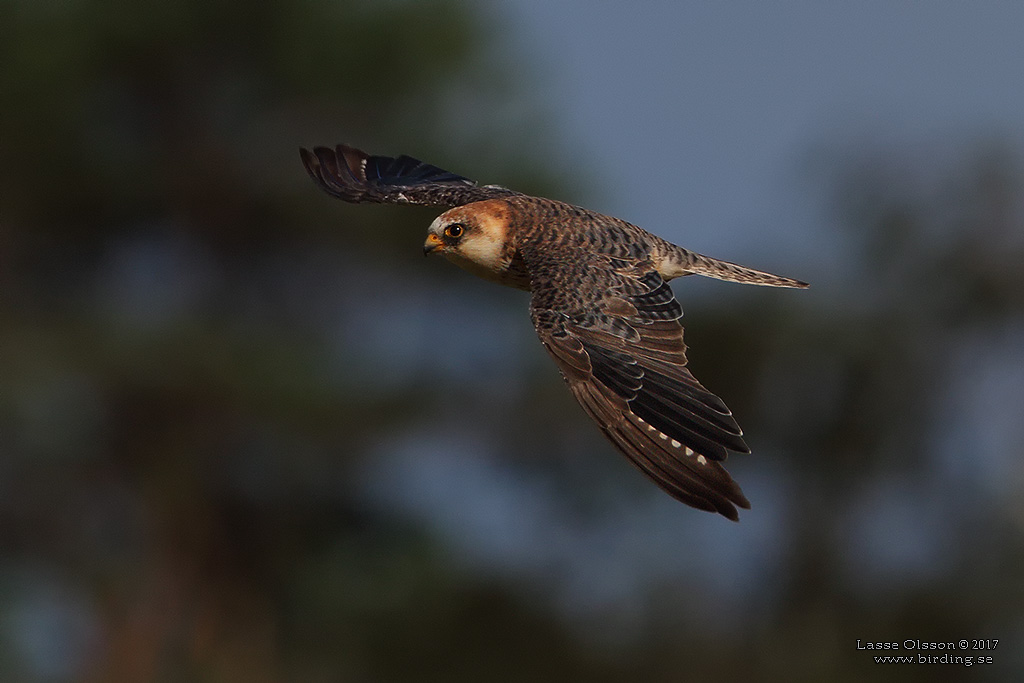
[300,144,807,520]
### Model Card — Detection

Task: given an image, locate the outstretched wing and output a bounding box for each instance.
[300,144,521,208]
[530,256,752,520]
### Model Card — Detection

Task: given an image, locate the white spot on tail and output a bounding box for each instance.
[670,439,681,448]
[684,447,694,456]
[697,455,707,465]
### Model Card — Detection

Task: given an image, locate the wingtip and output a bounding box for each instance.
[299,146,328,194]
[299,144,367,201]
[299,146,316,171]
[722,492,751,522]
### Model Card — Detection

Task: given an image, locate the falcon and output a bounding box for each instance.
[300,144,807,520]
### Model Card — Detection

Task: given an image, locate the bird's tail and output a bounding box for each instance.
[661,245,809,289]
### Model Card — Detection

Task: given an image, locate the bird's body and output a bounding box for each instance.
[301,144,807,520]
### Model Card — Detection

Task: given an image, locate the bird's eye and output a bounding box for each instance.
[444,223,464,239]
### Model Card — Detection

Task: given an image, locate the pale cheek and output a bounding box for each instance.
[458,237,505,271]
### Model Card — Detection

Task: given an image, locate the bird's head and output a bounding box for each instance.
[424,200,513,280]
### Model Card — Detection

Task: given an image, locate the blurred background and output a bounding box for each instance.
[2,0,1023,680]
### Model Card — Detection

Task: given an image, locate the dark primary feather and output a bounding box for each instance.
[528,252,751,520]
[299,144,520,208]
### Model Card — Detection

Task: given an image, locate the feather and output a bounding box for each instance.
[300,144,519,208]
[532,256,753,519]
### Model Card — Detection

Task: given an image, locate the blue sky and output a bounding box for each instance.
[487,0,1024,268]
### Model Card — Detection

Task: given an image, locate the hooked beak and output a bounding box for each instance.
[423,233,444,256]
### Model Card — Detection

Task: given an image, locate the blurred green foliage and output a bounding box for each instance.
[2,0,1023,681]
